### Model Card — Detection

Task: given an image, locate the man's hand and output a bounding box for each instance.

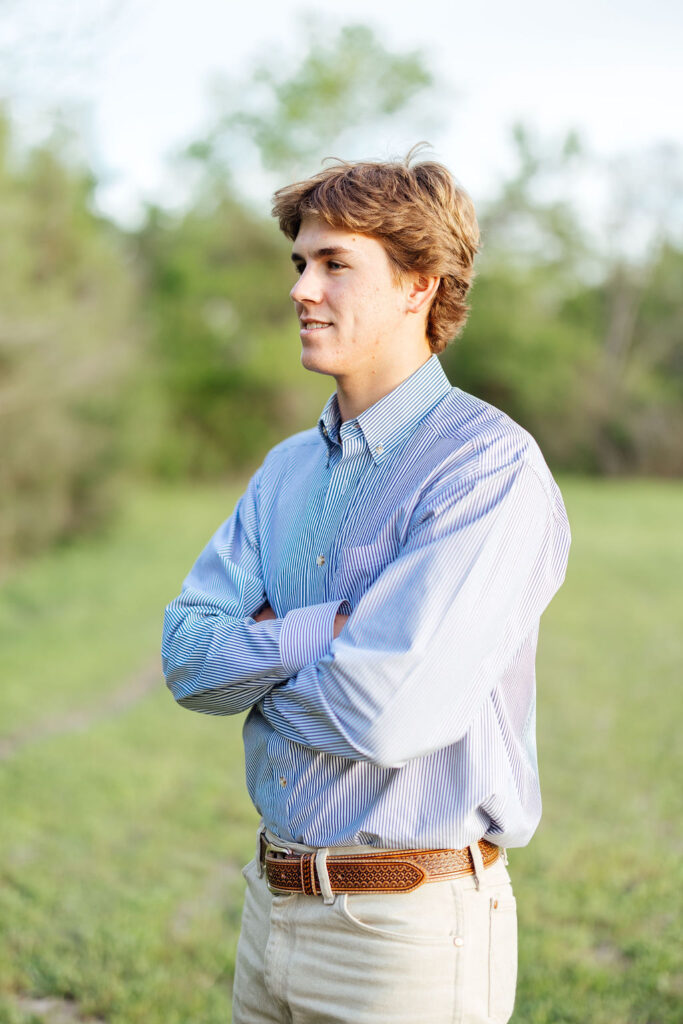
[254,602,349,638]
[253,602,277,622]
[334,613,350,638]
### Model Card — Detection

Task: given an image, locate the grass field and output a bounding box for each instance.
[0,476,681,1024]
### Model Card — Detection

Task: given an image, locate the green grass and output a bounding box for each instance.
[516,478,683,1023]
[0,477,681,1023]
[0,480,244,735]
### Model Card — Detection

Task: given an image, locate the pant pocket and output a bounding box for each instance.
[488,894,517,1022]
[336,885,459,945]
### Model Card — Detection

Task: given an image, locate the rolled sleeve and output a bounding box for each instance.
[280,599,352,676]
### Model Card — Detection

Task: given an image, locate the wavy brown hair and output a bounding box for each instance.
[272,148,480,352]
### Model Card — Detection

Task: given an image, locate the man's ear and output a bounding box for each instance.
[406,273,441,316]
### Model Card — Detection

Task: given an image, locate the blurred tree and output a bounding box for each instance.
[584,239,683,475]
[444,123,598,469]
[132,195,304,477]
[586,143,683,473]
[182,15,438,188]
[224,20,433,177]
[446,124,683,475]
[0,108,142,567]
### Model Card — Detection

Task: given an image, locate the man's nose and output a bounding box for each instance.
[290,265,322,305]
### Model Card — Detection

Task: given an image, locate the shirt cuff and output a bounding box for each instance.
[280,599,351,676]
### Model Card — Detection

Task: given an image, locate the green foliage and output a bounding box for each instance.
[0,109,142,567]
[444,267,597,470]
[479,122,592,282]
[446,125,683,475]
[0,477,681,1022]
[132,197,329,478]
[225,21,433,174]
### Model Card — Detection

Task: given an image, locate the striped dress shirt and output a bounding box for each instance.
[162,354,571,850]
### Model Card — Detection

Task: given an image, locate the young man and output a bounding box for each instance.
[162,154,571,1023]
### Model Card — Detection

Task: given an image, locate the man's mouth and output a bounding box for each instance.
[300,320,332,331]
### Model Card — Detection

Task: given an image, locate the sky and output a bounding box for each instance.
[4,0,682,228]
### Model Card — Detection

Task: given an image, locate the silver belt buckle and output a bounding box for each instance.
[263,841,293,895]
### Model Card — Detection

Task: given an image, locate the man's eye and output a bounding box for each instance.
[328,261,345,271]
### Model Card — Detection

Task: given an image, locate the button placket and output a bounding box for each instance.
[267,732,292,826]
[314,430,370,601]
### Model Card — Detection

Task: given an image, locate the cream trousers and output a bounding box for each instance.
[232,833,518,1024]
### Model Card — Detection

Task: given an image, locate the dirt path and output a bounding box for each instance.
[11,995,107,1024]
[0,656,162,761]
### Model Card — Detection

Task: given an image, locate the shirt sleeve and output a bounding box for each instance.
[258,457,571,767]
[161,466,349,716]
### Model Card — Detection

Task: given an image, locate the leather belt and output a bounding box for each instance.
[259,834,500,896]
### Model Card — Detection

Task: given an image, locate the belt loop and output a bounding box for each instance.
[469,841,486,890]
[255,824,266,878]
[501,846,509,866]
[315,848,335,905]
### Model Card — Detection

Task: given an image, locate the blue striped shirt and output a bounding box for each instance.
[162,354,571,849]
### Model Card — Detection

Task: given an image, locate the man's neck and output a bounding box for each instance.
[335,350,433,423]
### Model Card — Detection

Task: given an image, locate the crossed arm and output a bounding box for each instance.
[254,600,349,638]
[161,465,353,715]
[162,456,570,766]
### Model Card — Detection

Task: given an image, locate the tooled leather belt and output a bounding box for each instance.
[259,835,500,896]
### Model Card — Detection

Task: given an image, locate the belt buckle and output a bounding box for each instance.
[263,841,293,896]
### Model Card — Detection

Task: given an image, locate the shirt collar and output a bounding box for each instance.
[317,354,452,465]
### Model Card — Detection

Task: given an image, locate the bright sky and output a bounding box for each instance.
[7,0,683,227]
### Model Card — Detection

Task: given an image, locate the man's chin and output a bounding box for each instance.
[300,349,340,377]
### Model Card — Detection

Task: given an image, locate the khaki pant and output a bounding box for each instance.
[232,834,518,1024]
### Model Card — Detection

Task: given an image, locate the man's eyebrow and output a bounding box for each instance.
[290,246,353,262]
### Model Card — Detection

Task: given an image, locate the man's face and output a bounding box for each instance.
[290,215,412,380]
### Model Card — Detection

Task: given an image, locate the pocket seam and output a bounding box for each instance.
[336,891,458,947]
[487,893,518,1021]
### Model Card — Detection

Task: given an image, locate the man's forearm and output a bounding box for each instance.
[162,602,290,715]
[163,597,349,716]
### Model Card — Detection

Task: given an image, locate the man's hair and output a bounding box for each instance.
[271,148,480,353]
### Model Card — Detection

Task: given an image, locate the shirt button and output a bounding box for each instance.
[374,444,384,455]
[316,555,326,566]
[279,777,287,788]
[453,936,464,947]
